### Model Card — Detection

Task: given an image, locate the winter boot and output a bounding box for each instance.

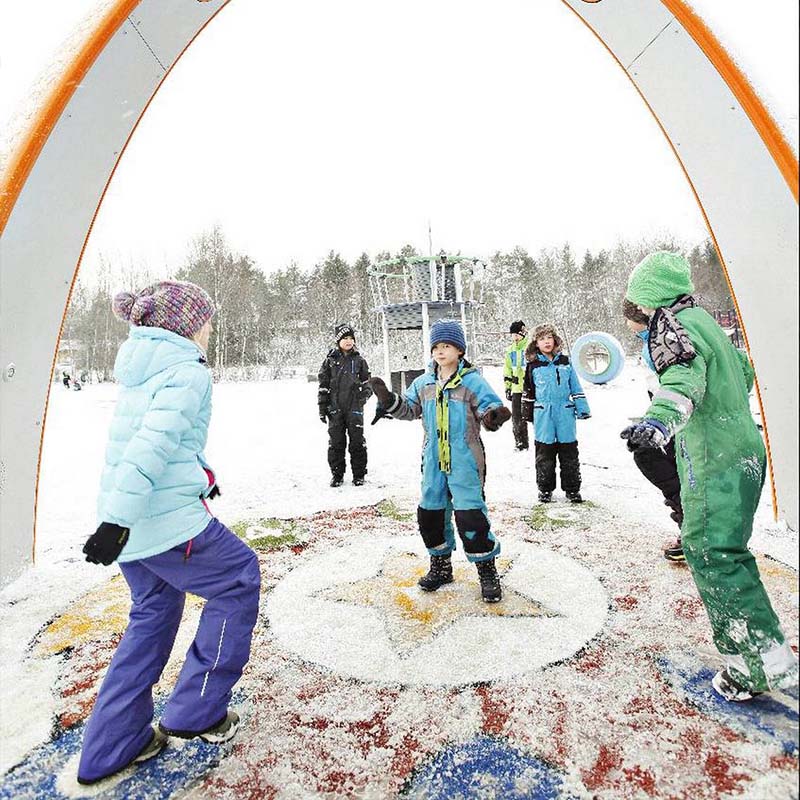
[77,728,168,785]
[330,475,344,488]
[712,669,762,702]
[566,491,583,504]
[353,477,365,486]
[418,554,454,592]
[538,491,552,503]
[159,710,240,744]
[476,558,502,603]
[663,538,686,563]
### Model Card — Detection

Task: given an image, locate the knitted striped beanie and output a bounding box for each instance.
[430,320,467,353]
[626,251,694,309]
[112,280,215,339]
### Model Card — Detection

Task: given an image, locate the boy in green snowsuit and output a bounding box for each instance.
[621,251,797,701]
[503,320,529,451]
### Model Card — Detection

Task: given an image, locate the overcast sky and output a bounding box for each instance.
[1,0,797,282]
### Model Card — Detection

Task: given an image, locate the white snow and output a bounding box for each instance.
[0,363,796,784]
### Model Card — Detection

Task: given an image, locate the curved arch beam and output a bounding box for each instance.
[563,0,798,532]
[0,0,797,585]
[0,0,232,584]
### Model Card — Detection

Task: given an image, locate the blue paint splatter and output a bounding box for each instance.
[0,693,247,800]
[659,657,799,756]
[0,719,227,800]
[401,735,577,799]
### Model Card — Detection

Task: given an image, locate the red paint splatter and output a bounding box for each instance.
[316,770,363,796]
[614,595,639,610]
[704,750,751,794]
[576,645,607,673]
[474,684,511,735]
[673,596,703,620]
[622,765,657,796]
[771,754,798,770]
[347,710,391,756]
[582,744,624,790]
[390,733,422,780]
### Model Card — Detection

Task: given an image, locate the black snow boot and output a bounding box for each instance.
[330,475,344,488]
[566,491,583,504]
[418,554,453,592]
[663,539,686,563]
[538,491,552,503]
[476,558,502,603]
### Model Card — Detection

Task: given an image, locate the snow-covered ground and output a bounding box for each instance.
[0,363,797,797]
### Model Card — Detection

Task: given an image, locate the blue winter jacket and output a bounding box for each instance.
[97,327,214,562]
[523,352,590,444]
[389,360,503,485]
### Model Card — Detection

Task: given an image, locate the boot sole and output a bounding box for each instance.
[199,718,239,744]
[418,578,454,592]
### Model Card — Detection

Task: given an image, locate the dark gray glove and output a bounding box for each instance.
[83,522,129,565]
[482,406,511,432]
[620,419,669,450]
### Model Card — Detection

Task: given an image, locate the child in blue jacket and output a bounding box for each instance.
[77,281,261,786]
[369,320,510,602]
[522,323,590,503]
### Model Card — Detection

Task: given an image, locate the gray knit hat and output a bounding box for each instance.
[113,281,214,339]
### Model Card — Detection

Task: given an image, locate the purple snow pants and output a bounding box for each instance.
[78,518,261,783]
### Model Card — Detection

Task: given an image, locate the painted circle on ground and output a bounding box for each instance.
[571,331,625,384]
[267,536,607,686]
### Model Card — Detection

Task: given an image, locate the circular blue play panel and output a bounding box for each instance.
[400,735,573,799]
[570,331,625,384]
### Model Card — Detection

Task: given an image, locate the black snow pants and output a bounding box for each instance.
[535,440,580,494]
[328,408,367,480]
[632,439,683,527]
[511,393,529,450]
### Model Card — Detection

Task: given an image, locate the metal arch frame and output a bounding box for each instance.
[0,0,797,584]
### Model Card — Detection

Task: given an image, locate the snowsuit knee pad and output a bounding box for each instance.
[454,509,497,559]
[417,506,447,550]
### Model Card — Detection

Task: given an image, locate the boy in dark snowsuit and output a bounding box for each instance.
[503,320,530,451]
[369,320,511,602]
[78,281,261,785]
[522,323,590,503]
[318,324,372,487]
[622,299,685,562]
[622,251,797,701]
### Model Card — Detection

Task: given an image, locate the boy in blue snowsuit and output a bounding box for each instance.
[522,323,590,503]
[369,320,511,602]
[77,281,261,785]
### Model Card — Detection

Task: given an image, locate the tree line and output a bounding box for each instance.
[61,227,733,382]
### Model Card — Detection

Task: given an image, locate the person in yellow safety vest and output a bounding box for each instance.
[503,320,529,451]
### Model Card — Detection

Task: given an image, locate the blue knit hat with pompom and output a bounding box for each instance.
[430,320,467,353]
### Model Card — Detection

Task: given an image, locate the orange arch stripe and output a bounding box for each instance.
[562,0,791,519]
[0,0,141,233]
[661,0,799,201]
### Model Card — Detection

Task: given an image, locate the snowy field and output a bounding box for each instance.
[0,364,797,799]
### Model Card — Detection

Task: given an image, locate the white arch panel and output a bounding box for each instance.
[0,0,796,586]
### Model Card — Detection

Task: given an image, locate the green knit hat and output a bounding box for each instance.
[626,251,694,309]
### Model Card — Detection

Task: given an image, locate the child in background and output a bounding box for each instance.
[78,281,261,785]
[318,324,372,487]
[503,320,530,451]
[522,323,590,503]
[622,251,797,701]
[369,320,510,602]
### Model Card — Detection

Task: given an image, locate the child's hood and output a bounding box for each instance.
[114,327,205,387]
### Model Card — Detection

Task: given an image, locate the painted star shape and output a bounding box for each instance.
[316,551,560,656]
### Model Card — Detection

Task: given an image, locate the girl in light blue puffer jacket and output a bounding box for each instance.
[78,281,261,787]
